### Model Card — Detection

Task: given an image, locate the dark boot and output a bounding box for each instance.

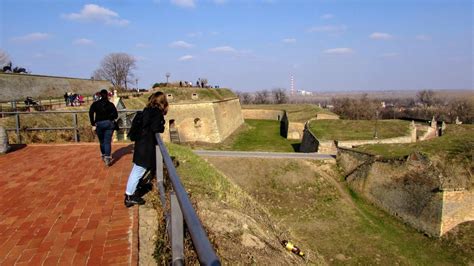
[124,194,145,208]
[104,156,112,167]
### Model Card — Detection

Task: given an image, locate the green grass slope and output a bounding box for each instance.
[309,119,411,141]
[242,104,335,122]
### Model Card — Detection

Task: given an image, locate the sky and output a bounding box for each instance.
[0,0,472,92]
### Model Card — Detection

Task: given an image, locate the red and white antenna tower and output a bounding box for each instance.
[290,75,295,95]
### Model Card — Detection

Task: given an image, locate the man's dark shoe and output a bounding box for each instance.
[124,194,145,208]
[104,156,112,167]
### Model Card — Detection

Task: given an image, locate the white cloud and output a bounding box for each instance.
[416,34,431,41]
[73,38,94,45]
[369,32,393,40]
[62,4,129,26]
[282,38,296,44]
[136,43,151,48]
[171,0,195,8]
[11,32,51,42]
[308,25,347,33]
[33,53,45,58]
[320,14,334,20]
[209,46,237,53]
[179,55,194,61]
[134,56,149,62]
[324,48,354,54]
[380,52,399,57]
[169,41,194,49]
[187,31,203,38]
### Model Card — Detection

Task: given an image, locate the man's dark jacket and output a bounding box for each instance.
[89,99,118,126]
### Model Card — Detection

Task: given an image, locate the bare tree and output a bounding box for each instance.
[0,49,10,67]
[235,91,253,104]
[448,99,473,123]
[242,92,253,105]
[254,90,270,104]
[417,90,436,107]
[93,53,137,90]
[272,88,288,104]
[331,94,379,120]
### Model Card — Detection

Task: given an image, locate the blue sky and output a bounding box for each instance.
[1,0,472,92]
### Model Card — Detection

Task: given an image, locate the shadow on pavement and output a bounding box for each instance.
[111,144,134,166]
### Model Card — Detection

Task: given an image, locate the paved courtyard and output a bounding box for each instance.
[0,144,138,265]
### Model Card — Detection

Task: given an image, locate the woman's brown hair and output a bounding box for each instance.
[146,91,169,115]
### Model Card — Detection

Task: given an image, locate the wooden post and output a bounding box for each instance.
[171,192,184,266]
[12,102,21,144]
[72,113,79,142]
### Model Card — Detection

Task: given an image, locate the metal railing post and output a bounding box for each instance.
[171,192,184,266]
[72,113,78,142]
[155,145,166,207]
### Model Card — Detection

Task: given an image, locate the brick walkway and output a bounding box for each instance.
[0,144,138,265]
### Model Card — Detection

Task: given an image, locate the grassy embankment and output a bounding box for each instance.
[122,87,236,109]
[165,145,469,265]
[150,143,304,264]
[242,104,335,122]
[185,119,300,152]
[309,119,411,140]
[355,124,474,159]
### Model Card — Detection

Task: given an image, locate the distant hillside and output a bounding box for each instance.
[292,89,474,102]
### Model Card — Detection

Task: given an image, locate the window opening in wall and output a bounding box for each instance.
[167,94,173,100]
[194,118,202,128]
[191,93,198,100]
[169,119,176,129]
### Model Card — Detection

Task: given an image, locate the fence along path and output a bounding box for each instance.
[154,133,220,265]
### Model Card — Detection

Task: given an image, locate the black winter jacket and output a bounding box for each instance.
[133,107,166,169]
[89,99,118,126]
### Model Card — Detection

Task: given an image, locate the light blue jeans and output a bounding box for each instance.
[125,163,147,195]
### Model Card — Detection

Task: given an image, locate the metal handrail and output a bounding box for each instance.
[155,133,220,266]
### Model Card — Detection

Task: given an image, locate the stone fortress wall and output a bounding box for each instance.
[161,98,244,143]
[337,148,473,236]
[0,73,111,101]
[300,121,417,153]
[241,109,284,121]
[241,109,305,140]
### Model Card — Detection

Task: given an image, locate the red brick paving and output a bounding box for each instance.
[0,144,139,265]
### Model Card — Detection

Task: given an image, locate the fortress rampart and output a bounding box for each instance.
[161,98,244,143]
[337,148,473,236]
[0,73,111,101]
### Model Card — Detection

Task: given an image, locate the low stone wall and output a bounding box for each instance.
[315,113,339,120]
[0,126,10,154]
[300,124,319,153]
[0,73,111,101]
[337,135,412,148]
[287,122,304,140]
[441,190,474,235]
[241,109,284,121]
[337,148,473,237]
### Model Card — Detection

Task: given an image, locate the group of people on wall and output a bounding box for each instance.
[63,92,85,107]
